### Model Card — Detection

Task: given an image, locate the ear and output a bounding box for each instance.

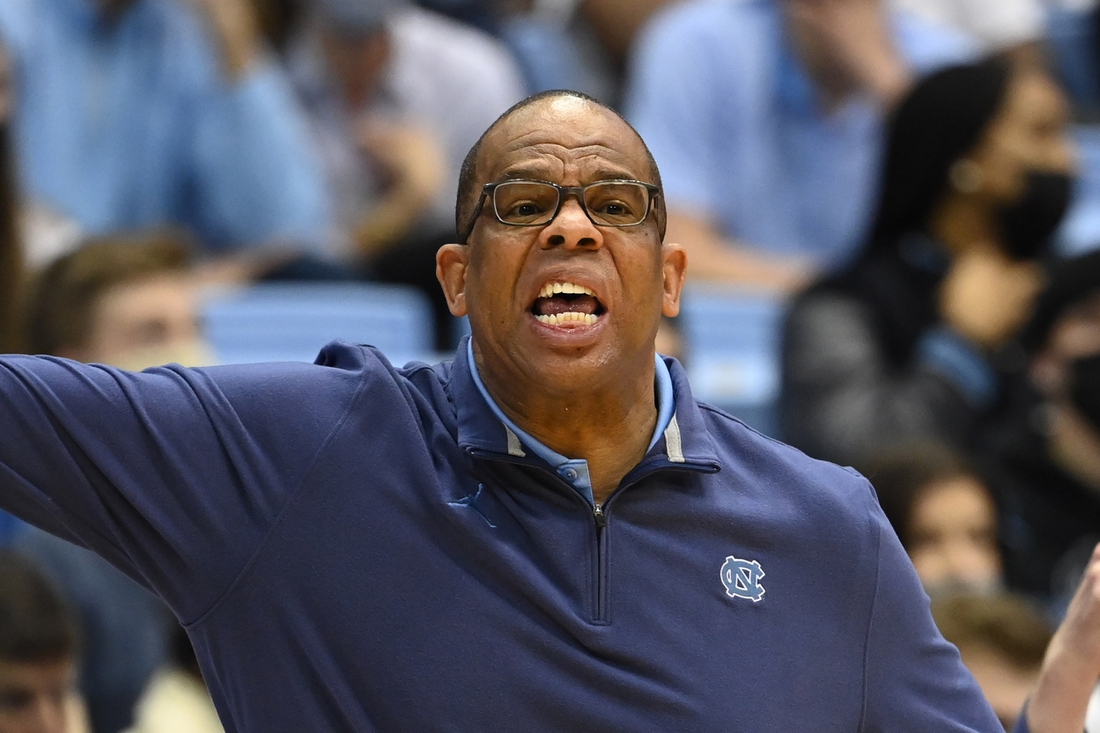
[436,243,471,317]
[660,243,688,318]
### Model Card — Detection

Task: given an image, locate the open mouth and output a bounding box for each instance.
[530,281,606,326]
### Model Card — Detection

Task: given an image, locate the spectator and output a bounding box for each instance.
[286,0,523,346]
[0,549,89,733]
[781,58,1073,466]
[981,249,1100,601]
[25,233,212,370]
[933,594,1052,731]
[0,0,331,256]
[867,441,1003,595]
[14,233,212,733]
[625,0,974,291]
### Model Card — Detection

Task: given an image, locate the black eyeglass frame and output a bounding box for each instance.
[460,179,661,243]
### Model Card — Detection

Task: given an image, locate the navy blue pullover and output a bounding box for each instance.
[0,341,1013,731]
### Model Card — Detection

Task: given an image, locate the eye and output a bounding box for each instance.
[505,200,547,219]
[595,200,634,217]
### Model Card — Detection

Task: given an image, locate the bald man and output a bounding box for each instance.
[0,90,1056,731]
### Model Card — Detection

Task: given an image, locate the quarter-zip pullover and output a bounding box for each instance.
[0,339,1011,732]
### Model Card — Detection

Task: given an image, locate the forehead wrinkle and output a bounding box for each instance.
[492,145,646,185]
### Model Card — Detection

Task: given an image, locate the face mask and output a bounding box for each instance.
[997,171,1073,261]
[1071,353,1100,434]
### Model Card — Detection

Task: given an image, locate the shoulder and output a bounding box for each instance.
[699,403,878,536]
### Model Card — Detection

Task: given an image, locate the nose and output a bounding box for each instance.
[539,195,603,251]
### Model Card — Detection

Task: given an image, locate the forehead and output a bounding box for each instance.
[478,97,653,184]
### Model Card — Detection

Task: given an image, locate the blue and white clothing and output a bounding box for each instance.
[0,0,331,253]
[0,338,1017,730]
[625,0,974,267]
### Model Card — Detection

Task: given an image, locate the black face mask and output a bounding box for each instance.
[1071,353,1100,434]
[997,171,1074,261]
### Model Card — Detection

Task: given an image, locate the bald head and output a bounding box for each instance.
[455,90,665,242]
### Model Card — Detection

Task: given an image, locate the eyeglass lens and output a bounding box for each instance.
[492,181,650,227]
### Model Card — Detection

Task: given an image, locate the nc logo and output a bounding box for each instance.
[721,556,766,602]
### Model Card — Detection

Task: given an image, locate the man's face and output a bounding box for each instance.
[439,97,685,396]
[0,658,77,733]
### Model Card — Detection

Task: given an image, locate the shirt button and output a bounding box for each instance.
[562,468,579,481]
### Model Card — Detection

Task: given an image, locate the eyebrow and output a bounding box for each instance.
[498,167,644,183]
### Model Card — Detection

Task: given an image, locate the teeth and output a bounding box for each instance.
[535,312,599,326]
[538,282,595,299]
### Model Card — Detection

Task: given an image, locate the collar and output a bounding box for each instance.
[453,337,720,497]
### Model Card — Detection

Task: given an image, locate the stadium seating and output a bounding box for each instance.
[202,282,436,366]
[678,286,786,438]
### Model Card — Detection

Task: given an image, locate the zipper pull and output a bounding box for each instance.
[594,504,607,528]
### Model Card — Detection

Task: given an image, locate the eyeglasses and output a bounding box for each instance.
[461,179,660,242]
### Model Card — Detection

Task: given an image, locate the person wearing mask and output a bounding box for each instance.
[624,0,974,291]
[981,249,1100,601]
[781,57,1075,466]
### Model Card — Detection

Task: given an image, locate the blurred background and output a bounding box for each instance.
[3,0,1100,731]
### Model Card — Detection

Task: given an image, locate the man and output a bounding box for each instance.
[0,550,88,733]
[0,0,330,254]
[0,89,1076,730]
[624,0,973,290]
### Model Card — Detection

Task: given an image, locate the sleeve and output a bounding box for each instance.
[0,354,365,624]
[622,5,732,216]
[780,292,994,465]
[859,486,1003,731]
[188,55,334,254]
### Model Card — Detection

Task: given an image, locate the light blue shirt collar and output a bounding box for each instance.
[466,340,675,505]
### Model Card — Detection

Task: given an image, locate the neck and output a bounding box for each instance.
[928,195,998,256]
[1048,405,1100,493]
[474,347,659,504]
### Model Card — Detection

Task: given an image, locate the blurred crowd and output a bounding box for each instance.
[3,0,1100,731]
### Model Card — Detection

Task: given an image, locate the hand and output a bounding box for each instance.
[784,0,911,107]
[353,119,446,256]
[1027,542,1100,733]
[186,0,261,80]
[939,244,1043,349]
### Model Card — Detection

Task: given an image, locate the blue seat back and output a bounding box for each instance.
[679,287,786,437]
[203,283,434,366]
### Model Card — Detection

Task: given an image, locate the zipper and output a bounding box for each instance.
[592,502,609,623]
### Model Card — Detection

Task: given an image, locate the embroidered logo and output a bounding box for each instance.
[720,556,766,602]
